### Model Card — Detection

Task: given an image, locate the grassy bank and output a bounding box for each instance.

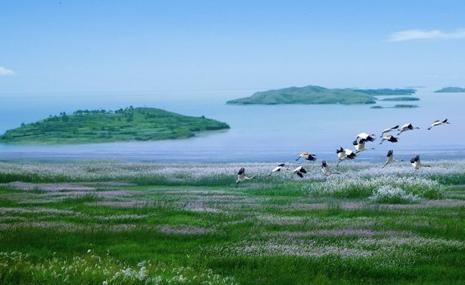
[1,160,465,284]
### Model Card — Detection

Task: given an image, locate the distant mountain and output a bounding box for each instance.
[226,85,377,105]
[0,107,230,145]
[435,87,465,93]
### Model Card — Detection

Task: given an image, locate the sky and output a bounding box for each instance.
[1,0,465,99]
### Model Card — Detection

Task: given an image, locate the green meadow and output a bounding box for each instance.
[1,160,465,284]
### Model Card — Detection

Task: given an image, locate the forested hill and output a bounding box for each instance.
[0,107,230,145]
[226,85,415,105]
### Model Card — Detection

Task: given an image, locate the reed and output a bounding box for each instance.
[1,160,465,284]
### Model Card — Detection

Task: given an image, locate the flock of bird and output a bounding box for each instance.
[235,119,451,187]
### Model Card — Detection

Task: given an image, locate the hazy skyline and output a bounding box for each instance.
[1,0,465,98]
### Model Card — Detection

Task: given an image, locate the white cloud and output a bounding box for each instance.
[388,29,465,42]
[0,66,15,75]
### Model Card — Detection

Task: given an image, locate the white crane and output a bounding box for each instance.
[321,160,340,177]
[382,150,394,168]
[336,147,357,167]
[268,163,288,176]
[427,119,450,130]
[380,125,399,138]
[410,155,430,170]
[353,138,374,153]
[397,123,420,135]
[235,167,254,187]
[356,132,376,142]
[291,166,307,178]
[382,149,404,168]
[379,134,399,144]
[296,152,317,161]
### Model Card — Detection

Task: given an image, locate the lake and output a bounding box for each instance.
[0,87,463,163]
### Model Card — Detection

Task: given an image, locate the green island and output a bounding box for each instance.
[226,85,416,105]
[380,96,420,101]
[353,88,416,96]
[0,107,230,145]
[370,103,419,109]
[393,104,419,108]
[435,87,465,93]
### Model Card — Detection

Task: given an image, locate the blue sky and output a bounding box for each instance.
[1,0,465,97]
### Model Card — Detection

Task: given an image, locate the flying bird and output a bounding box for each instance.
[381,150,404,168]
[291,166,307,178]
[235,167,254,187]
[380,125,399,138]
[427,119,450,130]
[353,138,375,153]
[321,160,340,177]
[410,155,430,170]
[397,123,420,135]
[296,152,317,161]
[356,132,376,142]
[336,147,357,167]
[382,150,394,168]
[379,134,399,144]
[269,163,288,176]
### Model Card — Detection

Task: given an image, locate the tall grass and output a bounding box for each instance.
[0,251,237,285]
[1,160,465,284]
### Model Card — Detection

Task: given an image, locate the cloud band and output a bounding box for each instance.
[388,29,465,42]
[0,66,15,75]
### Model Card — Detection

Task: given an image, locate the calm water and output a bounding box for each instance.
[0,88,463,162]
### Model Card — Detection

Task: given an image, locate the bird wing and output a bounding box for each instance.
[272,166,281,172]
[357,132,369,139]
[306,155,317,161]
[410,155,420,163]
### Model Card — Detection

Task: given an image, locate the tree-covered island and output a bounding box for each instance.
[226,85,416,105]
[0,107,230,145]
[435,87,465,93]
[380,97,420,101]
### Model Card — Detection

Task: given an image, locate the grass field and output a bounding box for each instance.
[1,159,465,284]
